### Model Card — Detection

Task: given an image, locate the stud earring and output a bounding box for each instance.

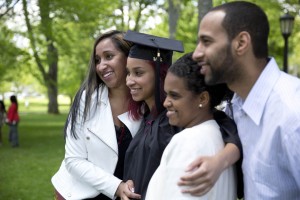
[199,104,203,108]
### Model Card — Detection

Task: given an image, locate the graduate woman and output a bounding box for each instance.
[123,31,183,200]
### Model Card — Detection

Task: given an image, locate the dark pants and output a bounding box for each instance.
[9,123,19,147]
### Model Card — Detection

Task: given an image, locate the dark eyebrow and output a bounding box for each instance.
[131,66,143,70]
[126,66,143,72]
[199,35,211,40]
[103,50,115,54]
[168,90,180,96]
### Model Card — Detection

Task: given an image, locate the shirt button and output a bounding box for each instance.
[86,136,90,140]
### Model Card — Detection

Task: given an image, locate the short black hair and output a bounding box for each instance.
[211,1,269,58]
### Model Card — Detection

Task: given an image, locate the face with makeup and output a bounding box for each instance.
[95,38,128,89]
[126,58,156,109]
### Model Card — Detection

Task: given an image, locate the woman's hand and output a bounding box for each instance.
[116,180,141,200]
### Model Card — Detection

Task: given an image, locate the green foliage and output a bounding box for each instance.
[290,18,300,76]
[147,0,198,61]
[176,0,199,54]
[0,22,29,83]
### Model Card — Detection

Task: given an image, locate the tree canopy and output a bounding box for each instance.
[0,0,299,113]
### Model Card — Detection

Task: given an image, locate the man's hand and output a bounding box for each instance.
[116,180,141,200]
[178,155,223,196]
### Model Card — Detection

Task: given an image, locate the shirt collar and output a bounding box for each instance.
[232,57,281,125]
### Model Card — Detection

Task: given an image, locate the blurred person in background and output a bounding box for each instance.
[6,95,20,147]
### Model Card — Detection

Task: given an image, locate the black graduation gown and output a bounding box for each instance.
[213,110,244,199]
[123,110,179,200]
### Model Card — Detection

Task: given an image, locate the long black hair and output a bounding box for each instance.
[65,30,134,139]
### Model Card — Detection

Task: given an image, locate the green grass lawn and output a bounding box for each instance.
[0,102,69,200]
[0,98,243,200]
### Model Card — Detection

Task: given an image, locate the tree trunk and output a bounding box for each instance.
[168,0,180,39]
[23,0,59,114]
[130,0,153,31]
[40,0,59,114]
[47,80,59,113]
[46,42,59,114]
[197,0,212,30]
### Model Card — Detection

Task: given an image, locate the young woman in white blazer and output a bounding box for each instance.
[51,30,143,200]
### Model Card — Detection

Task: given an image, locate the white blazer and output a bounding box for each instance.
[52,86,141,200]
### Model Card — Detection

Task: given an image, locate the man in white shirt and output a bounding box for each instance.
[180,1,300,199]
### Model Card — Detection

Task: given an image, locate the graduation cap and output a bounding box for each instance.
[124,30,184,113]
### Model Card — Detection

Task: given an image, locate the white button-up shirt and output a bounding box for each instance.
[230,58,300,199]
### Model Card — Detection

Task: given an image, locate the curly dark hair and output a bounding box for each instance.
[168,52,233,110]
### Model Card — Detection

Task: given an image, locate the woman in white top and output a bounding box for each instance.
[146,52,237,200]
[51,30,143,200]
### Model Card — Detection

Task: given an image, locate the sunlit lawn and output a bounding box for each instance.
[0,98,69,200]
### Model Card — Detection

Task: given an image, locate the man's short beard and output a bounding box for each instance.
[207,44,235,85]
[205,68,224,85]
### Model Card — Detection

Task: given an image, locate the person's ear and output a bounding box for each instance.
[233,31,251,56]
[198,91,210,108]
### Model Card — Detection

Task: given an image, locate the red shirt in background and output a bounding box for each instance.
[7,103,19,123]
